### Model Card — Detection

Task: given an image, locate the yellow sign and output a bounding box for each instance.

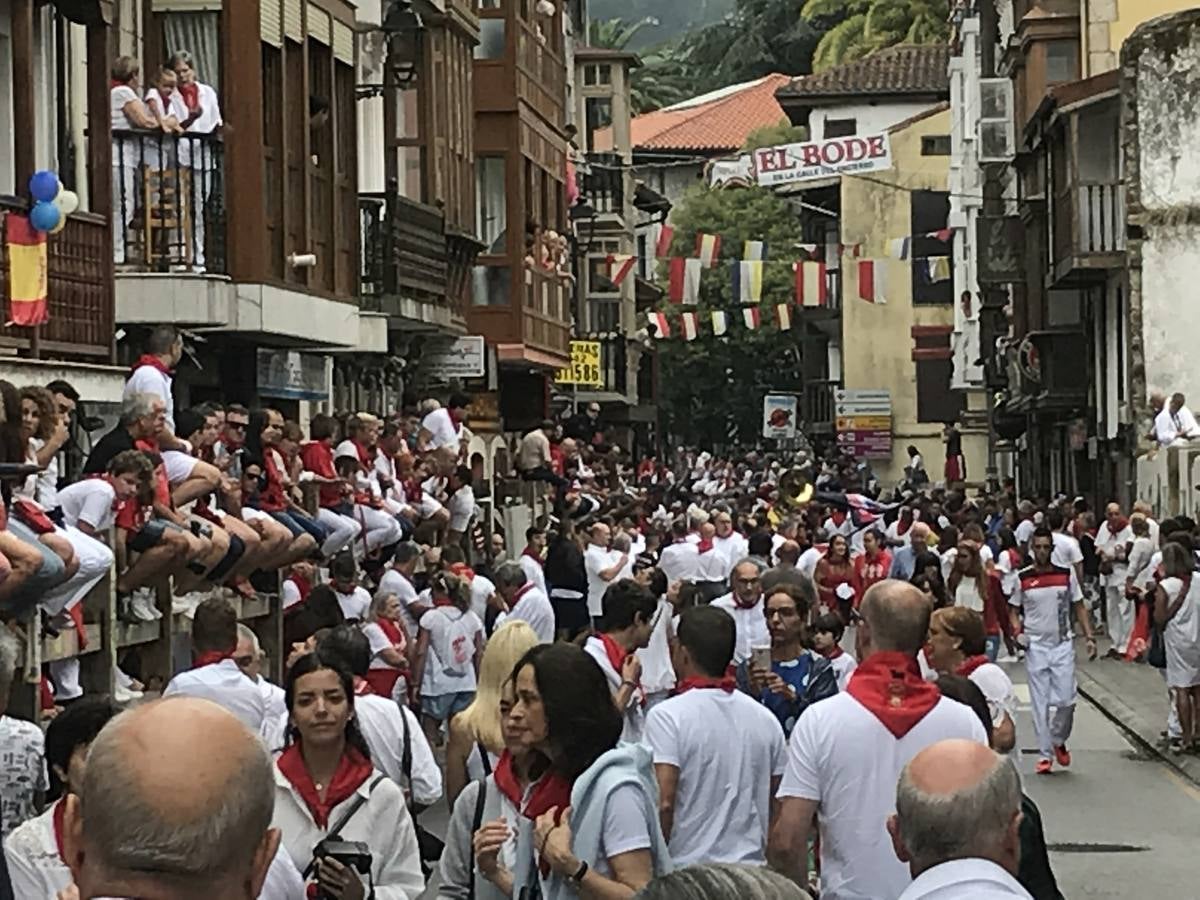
[555,341,603,387]
[837,415,892,431]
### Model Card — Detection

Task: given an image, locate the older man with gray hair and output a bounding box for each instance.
[491,560,555,642]
[712,558,769,665]
[60,696,303,899]
[889,739,1030,899]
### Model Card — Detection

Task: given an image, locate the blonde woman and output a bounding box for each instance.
[443,618,539,809]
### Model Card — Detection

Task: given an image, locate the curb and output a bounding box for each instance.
[1076,667,1200,789]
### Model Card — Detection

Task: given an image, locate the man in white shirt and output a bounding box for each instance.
[1154,391,1200,446]
[583,579,657,743]
[584,521,629,621]
[712,559,770,666]
[418,392,469,473]
[377,541,428,639]
[492,561,556,643]
[891,740,1031,900]
[1046,508,1085,590]
[657,519,701,586]
[519,525,548,596]
[645,604,785,866]
[769,579,988,899]
[445,465,477,544]
[712,511,748,579]
[163,597,268,738]
[329,553,371,622]
[1094,502,1134,658]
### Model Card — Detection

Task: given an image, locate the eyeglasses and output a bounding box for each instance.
[228,422,248,431]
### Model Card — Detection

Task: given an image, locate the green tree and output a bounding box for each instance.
[586,18,694,113]
[655,183,808,448]
[743,121,809,152]
[803,0,950,72]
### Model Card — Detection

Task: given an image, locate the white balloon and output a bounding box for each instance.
[54,189,80,217]
[49,216,68,235]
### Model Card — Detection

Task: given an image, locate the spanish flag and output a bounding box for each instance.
[7,215,48,326]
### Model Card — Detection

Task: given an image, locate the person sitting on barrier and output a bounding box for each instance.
[299,413,363,559]
[335,414,405,571]
[238,457,319,581]
[242,409,324,568]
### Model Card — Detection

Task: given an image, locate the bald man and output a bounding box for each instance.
[60,697,303,900]
[889,739,1029,899]
[769,581,987,899]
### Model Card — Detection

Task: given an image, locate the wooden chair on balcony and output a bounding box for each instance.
[138,165,194,269]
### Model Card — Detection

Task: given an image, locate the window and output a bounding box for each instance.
[472,264,511,306]
[911,190,954,305]
[475,19,505,59]
[916,358,965,423]
[1045,40,1079,85]
[476,156,507,253]
[586,299,620,333]
[393,86,424,202]
[921,135,952,156]
[585,97,613,151]
[598,64,611,85]
[587,255,619,295]
[824,118,857,138]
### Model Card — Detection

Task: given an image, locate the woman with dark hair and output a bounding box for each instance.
[946,541,1007,661]
[814,533,854,622]
[505,643,671,899]
[911,551,948,606]
[243,408,326,561]
[272,650,424,900]
[3,697,121,896]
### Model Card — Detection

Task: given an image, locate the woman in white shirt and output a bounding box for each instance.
[169,50,224,270]
[444,618,540,809]
[110,56,162,262]
[1155,543,1200,754]
[412,572,485,747]
[272,651,425,900]
[360,590,410,701]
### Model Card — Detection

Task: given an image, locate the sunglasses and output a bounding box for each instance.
[227,422,248,431]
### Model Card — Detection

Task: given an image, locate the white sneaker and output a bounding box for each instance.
[172,592,205,619]
[138,588,163,620]
[130,591,157,622]
[113,682,143,704]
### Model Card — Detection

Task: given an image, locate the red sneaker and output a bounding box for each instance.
[1035,759,1053,775]
[1053,745,1071,767]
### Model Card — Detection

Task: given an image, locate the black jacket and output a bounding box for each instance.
[544,535,587,595]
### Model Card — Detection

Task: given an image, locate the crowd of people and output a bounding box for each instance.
[2,333,1199,898]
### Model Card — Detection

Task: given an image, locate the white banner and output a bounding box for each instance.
[754,133,893,187]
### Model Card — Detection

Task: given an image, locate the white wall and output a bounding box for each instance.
[808,100,937,142]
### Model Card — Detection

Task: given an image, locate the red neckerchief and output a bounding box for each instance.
[845,651,941,738]
[509,582,535,606]
[522,545,543,564]
[597,633,644,704]
[448,408,464,428]
[673,675,736,695]
[179,81,199,111]
[493,750,573,819]
[351,439,371,469]
[288,573,312,604]
[696,537,714,553]
[131,354,171,377]
[432,595,458,609]
[819,645,845,660]
[897,518,912,536]
[957,655,990,677]
[192,649,233,669]
[352,677,373,696]
[276,744,373,829]
[448,562,475,582]
[830,510,846,526]
[732,590,760,611]
[40,676,55,711]
[52,798,67,863]
[156,88,173,109]
[1106,517,1130,534]
[376,616,406,650]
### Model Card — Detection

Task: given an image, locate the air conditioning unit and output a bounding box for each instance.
[978,78,1015,162]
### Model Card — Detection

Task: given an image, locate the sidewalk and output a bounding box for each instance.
[1075,636,1200,786]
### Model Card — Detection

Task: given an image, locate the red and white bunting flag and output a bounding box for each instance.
[858,259,886,304]
[712,310,728,336]
[795,261,827,308]
[840,243,862,258]
[743,307,761,330]
[648,310,670,338]
[776,304,792,331]
[683,258,703,305]
[606,254,636,286]
[681,311,699,341]
[696,233,721,268]
[667,257,685,303]
[655,224,675,258]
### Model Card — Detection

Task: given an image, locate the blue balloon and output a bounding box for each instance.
[29,170,59,203]
[30,201,61,233]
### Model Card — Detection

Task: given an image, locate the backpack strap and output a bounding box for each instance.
[477,740,493,777]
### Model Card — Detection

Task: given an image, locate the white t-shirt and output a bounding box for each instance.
[281,576,305,611]
[519,552,548,596]
[645,688,785,866]
[636,598,676,695]
[710,593,770,666]
[362,621,405,671]
[694,545,728,583]
[448,485,476,532]
[55,478,117,532]
[897,857,1035,900]
[496,584,556,644]
[419,607,483,696]
[1051,531,1083,571]
[335,586,371,621]
[1014,519,1036,547]
[163,658,267,735]
[778,692,988,900]
[712,532,748,578]
[585,543,623,617]
[657,541,701,585]
[187,81,224,135]
[110,84,140,132]
[30,438,59,509]
[797,546,823,578]
[468,574,497,623]
[0,717,46,838]
[356,692,443,806]
[1095,522,1133,585]
[125,362,175,432]
[965,662,1017,728]
[421,407,461,451]
[583,635,645,744]
[378,568,422,639]
[1009,567,1083,646]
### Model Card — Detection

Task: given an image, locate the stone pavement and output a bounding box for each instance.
[1074,636,1200,787]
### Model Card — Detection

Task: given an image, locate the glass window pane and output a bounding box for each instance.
[395,87,419,140]
[476,156,507,253]
[475,19,505,59]
[472,264,511,305]
[398,145,423,201]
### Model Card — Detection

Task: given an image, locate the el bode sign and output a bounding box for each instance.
[753,133,893,187]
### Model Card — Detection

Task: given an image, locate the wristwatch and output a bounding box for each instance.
[570,860,589,885]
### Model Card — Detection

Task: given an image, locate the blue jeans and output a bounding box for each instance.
[985,634,1001,662]
[4,519,68,618]
[268,510,328,545]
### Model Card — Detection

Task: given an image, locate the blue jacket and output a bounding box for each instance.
[511,743,673,899]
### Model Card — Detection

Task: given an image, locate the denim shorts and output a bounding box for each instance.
[420,690,475,723]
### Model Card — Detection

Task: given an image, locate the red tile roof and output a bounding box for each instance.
[778,44,950,100]
[604,74,792,154]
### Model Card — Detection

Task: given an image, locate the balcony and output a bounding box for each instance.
[112,130,226,274]
[803,379,840,434]
[0,199,114,360]
[468,264,570,368]
[1051,179,1125,285]
[579,152,625,221]
[360,192,461,330]
[516,18,566,127]
[522,267,571,359]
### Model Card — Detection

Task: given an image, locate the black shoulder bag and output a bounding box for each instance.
[302,773,386,881]
[468,779,488,897]
[401,705,445,874]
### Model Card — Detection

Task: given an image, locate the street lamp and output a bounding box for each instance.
[383,0,425,88]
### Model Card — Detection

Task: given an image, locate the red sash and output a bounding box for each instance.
[846,651,941,738]
[276,744,373,829]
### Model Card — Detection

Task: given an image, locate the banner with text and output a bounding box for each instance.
[754,133,893,188]
[555,340,603,387]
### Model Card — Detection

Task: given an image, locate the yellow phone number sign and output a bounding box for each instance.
[555,341,603,387]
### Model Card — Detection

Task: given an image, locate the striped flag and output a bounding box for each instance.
[648,310,670,338]
[743,307,761,330]
[668,257,685,303]
[839,243,862,258]
[888,237,911,260]
[712,310,728,336]
[606,254,635,287]
[776,304,792,331]
[681,311,699,341]
[655,224,675,258]
[696,233,721,268]
[858,259,886,304]
[6,215,49,326]
[733,260,763,304]
[794,261,827,308]
[682,258,703,305]
[742,240,766,261]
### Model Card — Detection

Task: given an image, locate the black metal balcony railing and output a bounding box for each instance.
[803,379,839,429]
[359,192,455,319]
[580,152,624,216]
[112,129,226,274]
